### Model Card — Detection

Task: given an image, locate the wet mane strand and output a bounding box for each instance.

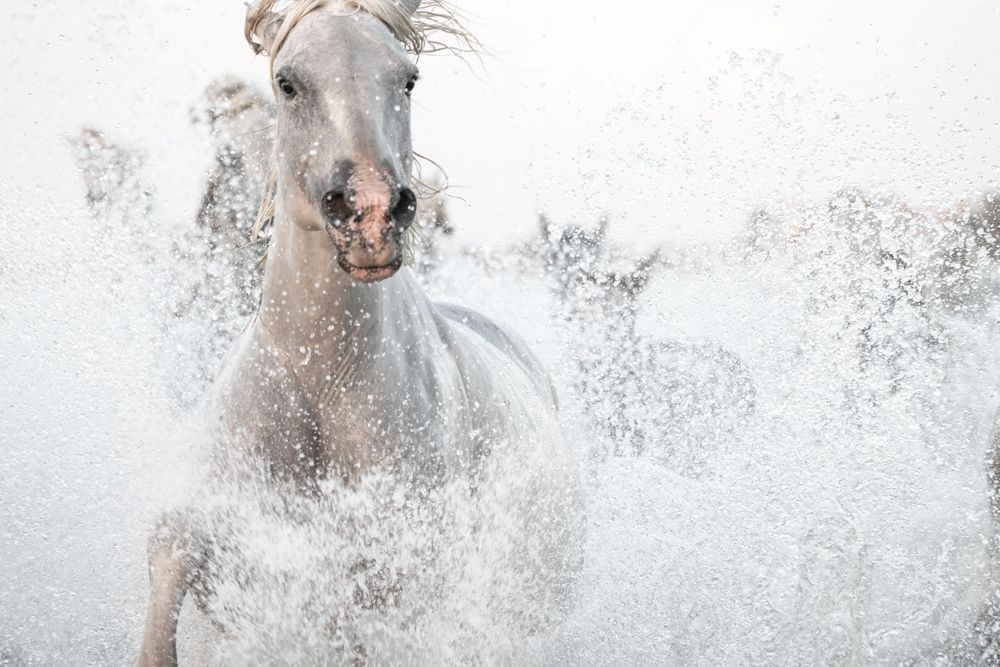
[244,0,471,248]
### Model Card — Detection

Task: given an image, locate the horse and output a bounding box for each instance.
[135,1,583,664]
[68,127,152,229]
[532,213,755,474]
[189,76,274,319]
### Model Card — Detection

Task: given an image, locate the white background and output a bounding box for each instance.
[3,0,999,247]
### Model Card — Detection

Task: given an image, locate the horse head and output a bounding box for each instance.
[248,0,423,282]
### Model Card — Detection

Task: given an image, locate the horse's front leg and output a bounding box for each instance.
[136,510,206,667]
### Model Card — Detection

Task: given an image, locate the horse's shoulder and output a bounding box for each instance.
[433,301,558,411]
[209,319,315,438]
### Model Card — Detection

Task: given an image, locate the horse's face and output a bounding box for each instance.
[273,9,418,283]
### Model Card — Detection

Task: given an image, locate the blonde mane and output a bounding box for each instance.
[244,0,472,247]
[246,0,471,61]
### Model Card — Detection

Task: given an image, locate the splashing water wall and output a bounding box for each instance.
[4,0,1000,664]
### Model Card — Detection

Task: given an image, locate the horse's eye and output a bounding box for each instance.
[404,76,417,97]
[277,77,296,99]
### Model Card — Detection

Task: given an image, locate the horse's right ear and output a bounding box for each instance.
[245,3,285,56]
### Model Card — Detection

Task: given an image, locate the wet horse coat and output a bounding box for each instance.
[135,2,581,665]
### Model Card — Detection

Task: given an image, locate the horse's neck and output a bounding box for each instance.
[258,205,385,397]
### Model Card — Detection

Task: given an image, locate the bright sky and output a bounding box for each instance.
[3,0,1000,248]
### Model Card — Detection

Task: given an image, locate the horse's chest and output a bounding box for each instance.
[314,368,470,480]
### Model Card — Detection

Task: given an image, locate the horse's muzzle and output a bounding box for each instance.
[321,186,415,283]
[336,254,405,283]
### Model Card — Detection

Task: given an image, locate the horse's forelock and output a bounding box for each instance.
[244,0,470,60]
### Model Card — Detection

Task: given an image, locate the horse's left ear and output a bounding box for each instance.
[396,0,421,17]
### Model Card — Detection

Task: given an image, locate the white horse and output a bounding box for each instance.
[136,1,583,664]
